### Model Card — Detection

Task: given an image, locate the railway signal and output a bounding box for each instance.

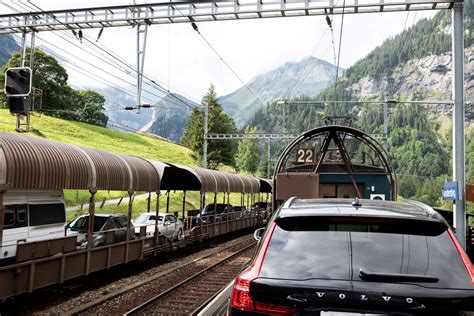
[4,67,32,97]
[8,96,30,115]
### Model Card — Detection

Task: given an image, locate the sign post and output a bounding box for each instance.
[443,182,460,201]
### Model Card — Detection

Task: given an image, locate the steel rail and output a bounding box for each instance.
[66,236,255,316]
[191,281,232,315]
[123,242,256,315]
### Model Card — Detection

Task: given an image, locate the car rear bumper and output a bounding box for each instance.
[248,278,474,314]
[230,306,473,316]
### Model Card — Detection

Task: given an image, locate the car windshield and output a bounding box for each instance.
[69,216,109,232]
[260,216,471,289]
[202,204,227,214]
[134,214,161,224]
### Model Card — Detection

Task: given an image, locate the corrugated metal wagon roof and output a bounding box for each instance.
[162,163,260,193]
[259,179,273,193]
[0,131,160,192]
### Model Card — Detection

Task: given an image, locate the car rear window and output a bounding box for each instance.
[69,216,109,232]
[260,216,471,288]
[203,204,226,214]
[116,217,129,228]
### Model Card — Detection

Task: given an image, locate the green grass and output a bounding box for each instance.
[67,191,201,221]
[0,110,196,165]
[66,191,263,221]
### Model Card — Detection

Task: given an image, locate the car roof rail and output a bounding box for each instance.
[282,197,298,209]
[402,199,438,217]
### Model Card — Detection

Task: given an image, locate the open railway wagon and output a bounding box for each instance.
[0,131,271,300]
[273,125,397,208]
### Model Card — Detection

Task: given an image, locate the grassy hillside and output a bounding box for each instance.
[0,109,196,165]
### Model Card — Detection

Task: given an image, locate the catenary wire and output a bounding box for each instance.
[170,5,267,109]
[333,0,347,105]
[15,0,199,111]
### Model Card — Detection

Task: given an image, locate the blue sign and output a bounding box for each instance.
[442,182,459,200]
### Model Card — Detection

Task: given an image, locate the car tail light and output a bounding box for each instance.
[231,222,300,315]
[232,270,257,311]
[253,302,299,315]
[448,228,474,284]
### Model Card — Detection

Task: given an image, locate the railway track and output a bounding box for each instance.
[123,242,255,315]
[68,237,255,315]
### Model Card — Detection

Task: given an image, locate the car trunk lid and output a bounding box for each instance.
[248,215,474,313]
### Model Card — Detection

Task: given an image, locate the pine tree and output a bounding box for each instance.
[235,127,260,174]
[180,85,238,168]
[257,143,271,178]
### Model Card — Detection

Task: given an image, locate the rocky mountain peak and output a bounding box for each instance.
[219,56,339,127]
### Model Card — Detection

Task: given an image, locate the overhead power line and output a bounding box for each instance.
[333,0,347,105]
[169,7,266,109]
[14,1,199,111]
[195,29,266,108]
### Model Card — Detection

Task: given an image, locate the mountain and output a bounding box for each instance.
[97,86,198,143]
[243,3,473,208]
[146,94,198,143]
[98,87,155,132]
[219,56,339,127]
[0,35,20,66]
[348,47,474,123]
[246,2,473,132]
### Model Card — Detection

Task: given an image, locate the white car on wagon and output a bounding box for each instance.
[133,212,184,241]
[1,189,66,265]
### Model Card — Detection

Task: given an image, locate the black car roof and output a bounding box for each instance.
[278,198,446,223]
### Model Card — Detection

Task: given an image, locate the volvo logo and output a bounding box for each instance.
[308,292,416,304]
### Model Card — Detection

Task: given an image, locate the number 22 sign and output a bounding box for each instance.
[296,148,314,163]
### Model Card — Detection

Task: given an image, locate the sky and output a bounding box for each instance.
[1,0,437,103]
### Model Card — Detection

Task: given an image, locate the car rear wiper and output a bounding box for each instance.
[359,268,439,283]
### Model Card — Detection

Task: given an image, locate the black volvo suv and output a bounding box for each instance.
[230,198,474,315]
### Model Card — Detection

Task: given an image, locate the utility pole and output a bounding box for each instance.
[203,101,208,168]
[452,2,466,247]
[135,1,149,111]
[267,140,271,178]
[20,31,27,67]
[383,102,388,153]
[12,20,35,133]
